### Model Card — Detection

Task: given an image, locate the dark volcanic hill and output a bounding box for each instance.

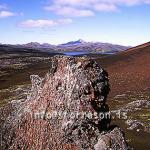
[96,41,150,97]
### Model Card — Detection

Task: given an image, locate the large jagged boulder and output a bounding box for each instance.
[0,56,128,150]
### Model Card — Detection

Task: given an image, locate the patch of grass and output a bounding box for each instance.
[0,83,31,107]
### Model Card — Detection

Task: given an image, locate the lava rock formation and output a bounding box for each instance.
[0,56,128,150]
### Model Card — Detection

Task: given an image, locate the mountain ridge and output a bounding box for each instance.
[125,41,150,52]
[1,39,130,53]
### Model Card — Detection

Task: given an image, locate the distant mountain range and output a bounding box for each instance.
[57,39,130,53]
[4,39,130,53]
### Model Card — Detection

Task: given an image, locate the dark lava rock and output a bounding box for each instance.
[0,56,128,150]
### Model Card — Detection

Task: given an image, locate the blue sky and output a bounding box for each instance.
[0,0,150,46]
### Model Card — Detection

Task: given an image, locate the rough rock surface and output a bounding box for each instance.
[0,56,128,150]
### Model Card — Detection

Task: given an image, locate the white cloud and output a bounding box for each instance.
[53,0,150,6]
[94,3,117,12]
[0,3,18,18]
[20,19,73,28]
[0,11,16,18]
[45,0,150,17]
[45,5,94,17]
[106,0,150,6]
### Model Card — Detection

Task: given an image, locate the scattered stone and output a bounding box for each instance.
[114,94,126,99]
[94,127,128,150]
[113,100,150,113]
[125,119,144,131]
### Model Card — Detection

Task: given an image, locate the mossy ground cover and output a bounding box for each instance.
[109,89,150,149]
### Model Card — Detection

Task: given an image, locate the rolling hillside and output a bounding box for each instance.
[97,42,150,97]
[96,42,150,150]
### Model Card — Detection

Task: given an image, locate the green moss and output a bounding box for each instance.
[0,83,30,108]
